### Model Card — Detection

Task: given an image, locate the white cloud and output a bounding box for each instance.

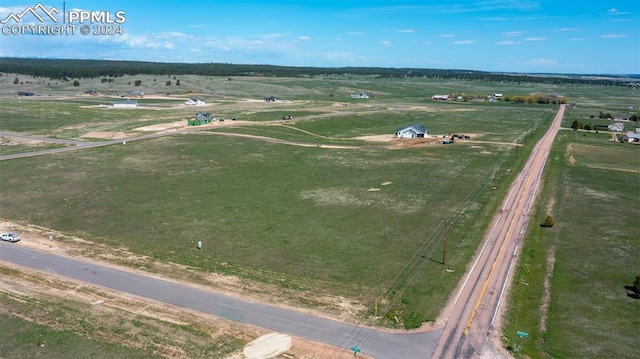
[527,58,557,67]
[380,40,392,46]
[346,31,364,35]
[503,31,524,37]
[524,37,546,41]
[297,35,311,41]
[101,32,188,50]
[423,58,450,66]
[607,8,631,15]
[438,33,455,38]
[551,27,580,32]
[480,17,511,21]
[495,40,520,45]
[451,40,475,45]
[397,29,415,33]
[197,33,301,54]
[600,34,627,38]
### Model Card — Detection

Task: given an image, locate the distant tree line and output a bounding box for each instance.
[504,94,568,104]
[0,57,637,86]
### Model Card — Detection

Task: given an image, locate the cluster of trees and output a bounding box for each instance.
[503,94,568,104]
[588,112,639,122]
[571,120,594,131]
[1,57,637,86]
[443,92,567,105]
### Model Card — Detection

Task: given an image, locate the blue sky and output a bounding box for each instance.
[1,0,638,74]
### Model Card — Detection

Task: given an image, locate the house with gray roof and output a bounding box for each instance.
[396,124,429,139]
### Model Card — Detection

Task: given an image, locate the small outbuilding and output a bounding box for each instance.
[113,99,138,108]
[396,124,429,139]
[185,98,206,105]
[188,112,211,126]
[350,92,370,99]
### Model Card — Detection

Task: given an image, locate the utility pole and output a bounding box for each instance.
[493,166,497,190]
[515,140,519,158]
[443,220,448,267]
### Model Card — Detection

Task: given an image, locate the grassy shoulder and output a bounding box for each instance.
[503,130,640,358]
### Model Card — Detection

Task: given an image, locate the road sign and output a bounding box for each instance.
[516,331,529,338]
[351,345,361,353]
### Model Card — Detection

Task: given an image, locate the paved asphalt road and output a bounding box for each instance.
[432,105,565,358]
[0,245,441,358]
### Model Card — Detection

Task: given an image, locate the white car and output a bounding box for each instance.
[0,232,20,242]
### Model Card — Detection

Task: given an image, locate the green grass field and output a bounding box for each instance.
[1,73,639,357]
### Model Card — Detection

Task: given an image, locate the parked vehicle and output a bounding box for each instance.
[0,232,20,242]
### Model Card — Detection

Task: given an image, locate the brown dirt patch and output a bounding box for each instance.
[355,134,394,142]
[81,131,129,139]
[0,135,44,146]
[540,246,556,334]
[389,137,440,149]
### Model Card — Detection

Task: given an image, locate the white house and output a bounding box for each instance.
[623,132,640,144]
[396,124,429,139]
[608,123,625,132]
[125,90,144,97]
[350,92,370,99]
[185,98,206,105]
[113,99,138,108]
[432,95,449,101]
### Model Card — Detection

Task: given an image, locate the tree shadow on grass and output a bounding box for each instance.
[624,285,640,299]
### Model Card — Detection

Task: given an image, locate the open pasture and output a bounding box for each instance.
[2,74,623,331]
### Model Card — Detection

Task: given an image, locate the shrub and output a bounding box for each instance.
[540,216,554,228]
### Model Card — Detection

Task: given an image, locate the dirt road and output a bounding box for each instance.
[431,105,565,358]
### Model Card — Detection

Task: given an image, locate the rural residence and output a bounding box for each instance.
[396,124,429,139]
[188,112,211,126]
[608,123,625,132]
[350,92,370,99]
[432,95,449,101]
[622,131,640,144]
[185,98,206,105]
[125,90,144,97]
